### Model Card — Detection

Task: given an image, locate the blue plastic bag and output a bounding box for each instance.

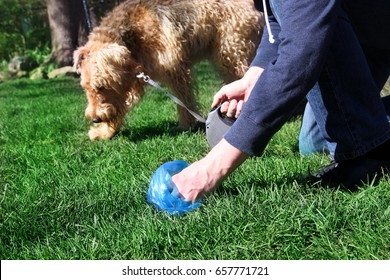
[147,160,202,215]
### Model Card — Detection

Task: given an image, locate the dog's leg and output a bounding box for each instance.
[211,26,261,83]
[166,67,200,130]
[211,50,250,84]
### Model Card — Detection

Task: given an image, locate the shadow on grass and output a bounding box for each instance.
[118,120,206,142]
[214,171,364,200]
[280,172,383,193]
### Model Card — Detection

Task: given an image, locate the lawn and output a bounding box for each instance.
[0,62,389,260]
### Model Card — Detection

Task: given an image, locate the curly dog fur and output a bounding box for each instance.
[74,0,263,140]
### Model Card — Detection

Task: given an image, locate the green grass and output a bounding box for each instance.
[0,62,389,260]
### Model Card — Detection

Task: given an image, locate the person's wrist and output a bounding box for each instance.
[241,66,263,97]
[205,139,249,178]
[243,66,263,84]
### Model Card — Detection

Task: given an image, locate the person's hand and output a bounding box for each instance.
[212,66,264,118]
[172,139,249,203]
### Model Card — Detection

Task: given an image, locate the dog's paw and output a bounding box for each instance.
[88,123,117,140]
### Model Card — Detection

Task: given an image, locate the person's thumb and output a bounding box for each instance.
[211,88,228,108]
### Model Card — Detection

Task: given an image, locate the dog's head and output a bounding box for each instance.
[74,42,144,140]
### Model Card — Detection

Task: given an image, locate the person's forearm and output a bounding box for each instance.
[225,0,341,156]
[205,139,249,178]
[242,66,264,92]
[171,139,249,203]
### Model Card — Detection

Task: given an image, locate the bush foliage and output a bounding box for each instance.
[0,0,126,65]
[0,0,50,61]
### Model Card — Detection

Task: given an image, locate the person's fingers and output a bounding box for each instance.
[172,174,191,202]
[189,190,205,204]
[211,90,226,108]
[220,101,230,114]
[235,100,244,118]
[172,168,207,203]
[226,99,238,118]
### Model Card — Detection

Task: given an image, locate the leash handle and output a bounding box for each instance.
[137,73,206,123]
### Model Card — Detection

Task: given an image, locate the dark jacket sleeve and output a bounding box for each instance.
[250,15,281,69]
[225,0,341,156]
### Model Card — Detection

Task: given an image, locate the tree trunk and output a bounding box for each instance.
[46,0,89,66]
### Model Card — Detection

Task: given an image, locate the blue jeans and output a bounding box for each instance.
[299,48,390,159]
[299,95,390,158]
[268,0,390,161]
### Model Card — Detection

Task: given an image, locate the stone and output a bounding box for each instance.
[8,56,37,73]
[47,66,77,79]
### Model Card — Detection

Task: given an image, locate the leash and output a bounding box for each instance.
[136,72,206,123]
[81,1,205,122]
[82,0,93,33]
[81,1,204,123]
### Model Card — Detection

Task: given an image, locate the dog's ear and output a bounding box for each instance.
[73,46,90,73]
[94,44,137,90]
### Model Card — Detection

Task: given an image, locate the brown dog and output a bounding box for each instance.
[74,0,263,140]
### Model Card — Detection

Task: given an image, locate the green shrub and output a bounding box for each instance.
[0,0,50,61]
